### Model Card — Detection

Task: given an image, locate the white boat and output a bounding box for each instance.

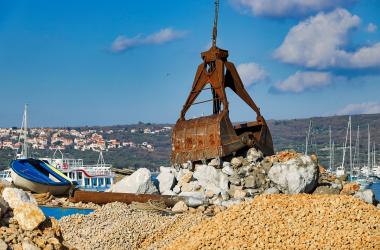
[41,149,115,191]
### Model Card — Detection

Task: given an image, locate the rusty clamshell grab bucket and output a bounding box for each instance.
[171,0,274,164]
[171,46,274,164]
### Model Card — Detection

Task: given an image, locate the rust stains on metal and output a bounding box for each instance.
[171,0,274,164]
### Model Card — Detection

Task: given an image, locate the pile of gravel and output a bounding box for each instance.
[166,194,380,249]
[59,202,204,250]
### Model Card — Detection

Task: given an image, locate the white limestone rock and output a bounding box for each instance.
[354,189,375,205]
[172,201,188,213]
[157,169,176,194]
[268,155,319,194]
[222,165,235,176]
[2,188,37,209]
[193,165,220,187]
[108,168,158,194]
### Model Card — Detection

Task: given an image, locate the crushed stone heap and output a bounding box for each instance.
[59,202,205,250]
[166,194,380,250]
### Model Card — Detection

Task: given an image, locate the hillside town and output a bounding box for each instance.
[0,126,172,152]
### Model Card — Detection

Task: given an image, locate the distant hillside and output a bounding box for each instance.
[1,113,379,171]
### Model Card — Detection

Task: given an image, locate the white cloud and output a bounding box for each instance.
[274,8,380,69]
[336,102,380,115]
[367,22,377,33]
[111,28,187,53]
[230,0,356,18]
[273,71,344,93]
[237,62,267,86]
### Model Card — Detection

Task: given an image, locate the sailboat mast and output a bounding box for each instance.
[341,118,349,170]
[349,116,352,178]
[305,120,312,155]
[367,124,370,178]
[329,126,332,171]
[21,104,29,158]
[332,141,335,170]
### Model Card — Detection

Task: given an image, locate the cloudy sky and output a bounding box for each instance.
[0,0,379,127]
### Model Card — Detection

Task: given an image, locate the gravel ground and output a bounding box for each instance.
[59,202,204,250]
[165,194,380,250]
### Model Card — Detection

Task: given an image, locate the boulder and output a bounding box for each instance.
[0,198,10,218]
[340,183,360,195]
[204,183,221,197]
[13,203,45,230]
[162,190,176,196]
[179,191,205,200]
[181,161,192,169]
[268,155,319,194]
[2,188,37,209]
[193,165,220,187]
[228,185,242,197]
[244,176,256,188]
[246,147,263,162]
[22,241,39,250]
[0,240,7,250]
[231,157,243,168]
[181,181,201,192]
[263,187,280,194]
[313,186,340,195]
[178,172,193,186]
[354,189,375,205]
[0,180,11,195]
[228,175,241,185]
[157,171,176,194]
[233,190,246,199]
[173,185,181,194]
[108,168,158,194]
[172,201,188,213]
[222,165,235,176]
[208,158,221,167]
[219,173,229,191]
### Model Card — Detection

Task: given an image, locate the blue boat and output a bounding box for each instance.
[10,158,76,195]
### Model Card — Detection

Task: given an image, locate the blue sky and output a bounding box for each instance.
[0,0,379,127]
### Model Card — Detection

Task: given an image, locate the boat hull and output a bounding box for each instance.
[11,169,71,195]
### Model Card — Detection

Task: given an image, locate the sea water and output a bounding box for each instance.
[369,180,380,201]
[39,206,94,220]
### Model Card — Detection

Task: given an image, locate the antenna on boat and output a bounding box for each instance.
[212,0,219,48]
[97,151,106,167]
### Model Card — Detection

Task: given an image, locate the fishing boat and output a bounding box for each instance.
[8,104,76,195]
[10,158,75,195]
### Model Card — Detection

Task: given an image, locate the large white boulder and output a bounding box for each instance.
[193,164,220,187]
[354,189,375,205]
[268,155,319,194]
[157,167,176,194]
[2,187,37,209]
[108,168,158,194]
